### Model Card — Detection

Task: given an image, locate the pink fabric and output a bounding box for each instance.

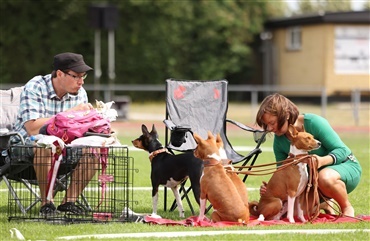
[96,147,110,208]
[144,214,370,227]
[46,109,110,144]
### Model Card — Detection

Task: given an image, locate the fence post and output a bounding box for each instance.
[321,88,327,118]
[351,89,360,126]
[251,91,258,123]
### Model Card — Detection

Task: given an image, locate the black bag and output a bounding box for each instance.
[170,126,192,147]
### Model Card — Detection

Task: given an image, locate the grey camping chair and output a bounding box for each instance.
[163,78,267,214]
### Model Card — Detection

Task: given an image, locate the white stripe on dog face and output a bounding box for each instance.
[218,147,227,160]
[208,152,221,161]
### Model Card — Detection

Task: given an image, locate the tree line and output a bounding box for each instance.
[1,0,365,96]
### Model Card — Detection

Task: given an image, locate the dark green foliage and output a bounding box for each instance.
[0,0,283,87]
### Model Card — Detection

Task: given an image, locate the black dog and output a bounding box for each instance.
[132,124,203,218]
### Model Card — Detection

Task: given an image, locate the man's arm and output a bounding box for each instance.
[23,103,93,136]
[24,118,51,136]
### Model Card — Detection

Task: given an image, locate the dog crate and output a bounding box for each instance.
[6,145,136,223]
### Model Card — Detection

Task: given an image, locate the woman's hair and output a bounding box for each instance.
[255,93,299,131]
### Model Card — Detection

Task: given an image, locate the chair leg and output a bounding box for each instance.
[76,195,92,212]
[3,176,41,214]
[205,203,212,214]
[20,179,41,212]
[164,186,167,211]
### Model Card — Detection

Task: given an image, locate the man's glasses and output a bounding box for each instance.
[63,72,88,80]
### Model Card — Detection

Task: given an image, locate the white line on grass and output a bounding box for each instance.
[0,187,258,192]
[55,229,369,240]
[129,146,273,152]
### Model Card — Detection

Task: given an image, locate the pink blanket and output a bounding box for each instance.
[144,214,370,227]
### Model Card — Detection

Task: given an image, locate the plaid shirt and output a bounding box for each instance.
[13,74,88,142]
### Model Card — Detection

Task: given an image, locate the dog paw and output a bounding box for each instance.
[288,218,296,223]
[298,216,307,223]
[150,213,162,219]
[257,214,265,221]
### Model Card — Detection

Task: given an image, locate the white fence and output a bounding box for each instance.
[1,84,368,125]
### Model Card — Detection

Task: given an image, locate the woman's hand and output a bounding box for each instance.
[260,181,268,196]
[308,154,335,169]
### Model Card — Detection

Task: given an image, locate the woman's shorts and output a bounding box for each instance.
[328,159,362,194]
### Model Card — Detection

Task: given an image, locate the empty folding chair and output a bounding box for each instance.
[163,78,267,213]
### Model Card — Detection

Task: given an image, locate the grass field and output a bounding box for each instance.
[0,101,369,240]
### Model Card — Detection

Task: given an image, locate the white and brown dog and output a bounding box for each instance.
[194,131,249,223]
[249,125,321,223]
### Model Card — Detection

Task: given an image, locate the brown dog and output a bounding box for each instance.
[249,125,321,223]
[194,131,249,223]
[215,134,249,210]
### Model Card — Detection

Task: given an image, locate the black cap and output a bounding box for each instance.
[53,52,93,73]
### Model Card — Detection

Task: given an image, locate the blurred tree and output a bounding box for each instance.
[297,0,351,14]
[0,0,93,84]
[0,0,285,90]
[362,1,370,10]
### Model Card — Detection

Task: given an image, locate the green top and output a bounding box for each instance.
[273,113,355,165]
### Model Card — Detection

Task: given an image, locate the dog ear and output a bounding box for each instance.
[193,133,202,144]
[151,124,157,134]
[288,125,298,138]
[216,133,222,142]
[207,131,214,140]
[142,124,149,135]
[301,124,306,133]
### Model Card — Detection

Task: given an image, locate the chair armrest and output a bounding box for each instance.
[226,119,266,144]
[163,119,177,130]
[226,119,263,133]
[0,131,25,149]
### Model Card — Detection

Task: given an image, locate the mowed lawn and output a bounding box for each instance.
[0,101,369,240]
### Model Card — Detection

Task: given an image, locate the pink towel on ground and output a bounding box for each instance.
[144,214,370,227]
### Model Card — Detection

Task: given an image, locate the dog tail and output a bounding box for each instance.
[249,201,260,217]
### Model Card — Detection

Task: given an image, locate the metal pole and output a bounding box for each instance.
[351,89,360,126]
[251,91,258,123]
[320,88,327,118]
[108,30,116,102]
[94,30,102,100]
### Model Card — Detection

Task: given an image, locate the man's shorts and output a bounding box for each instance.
[7,145,82,180]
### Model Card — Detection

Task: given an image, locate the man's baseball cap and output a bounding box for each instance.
[53,52,93,73]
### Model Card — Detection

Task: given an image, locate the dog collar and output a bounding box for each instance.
[203,158,220,166]
[149,148,167,162]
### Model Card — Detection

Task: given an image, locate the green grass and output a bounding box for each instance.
[0,102,369,240]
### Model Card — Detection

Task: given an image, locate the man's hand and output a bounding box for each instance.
[68,103,93,111]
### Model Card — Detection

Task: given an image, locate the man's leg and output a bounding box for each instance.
[58,148,100,213]
[33,147,55,214]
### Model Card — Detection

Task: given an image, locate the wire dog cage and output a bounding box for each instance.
[6,145,136,223]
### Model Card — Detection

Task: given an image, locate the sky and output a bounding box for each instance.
[285,0,366,11]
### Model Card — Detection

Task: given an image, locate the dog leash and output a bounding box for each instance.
[302,156,365,222]
[315,187,365,222]
[305,155,320,222]
[229,154,311,176]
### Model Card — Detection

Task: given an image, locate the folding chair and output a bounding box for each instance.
[163,78,267,213]
[0,87,87,218]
